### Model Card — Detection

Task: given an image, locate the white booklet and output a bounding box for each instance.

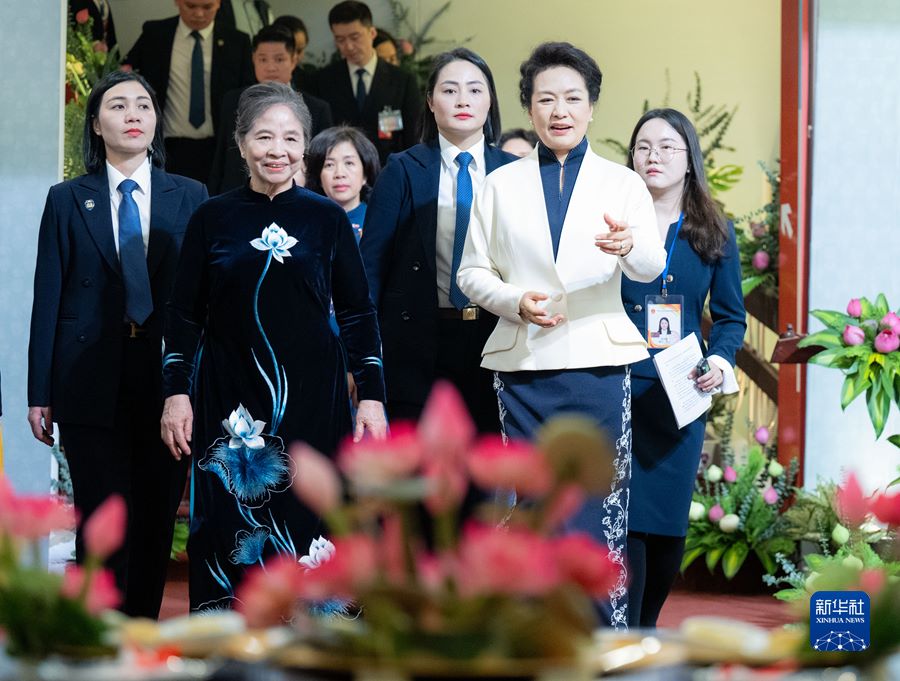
[651,333,712,429]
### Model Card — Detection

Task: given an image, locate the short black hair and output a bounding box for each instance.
[420,48,502,146]
[328,1,373,27]
[83,70,165,174]
[271,15,307,41]
[252,24,295,53]
[305,126,381,201]
[373,28,396,49]
[498,128,538,148]
[519,42,602,109]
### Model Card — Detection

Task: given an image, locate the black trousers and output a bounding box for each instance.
[59,336,188,619]
[625,532,686,628]
[164,136,216,185]
[389,314,499,433]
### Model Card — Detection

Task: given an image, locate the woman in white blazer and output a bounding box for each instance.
[457,42,666,629]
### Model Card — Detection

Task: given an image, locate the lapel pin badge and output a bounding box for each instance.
[84,199,95,211]
[217,38,224,47]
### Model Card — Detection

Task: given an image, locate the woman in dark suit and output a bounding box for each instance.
[621,108,746,627]
[360,48,516,430]
[27,70,207,619]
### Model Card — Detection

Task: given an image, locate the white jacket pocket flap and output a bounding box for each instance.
[603,316,646,346]
[482,319,521,355]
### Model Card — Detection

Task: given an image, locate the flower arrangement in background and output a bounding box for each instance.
[683,426,798,579]
[736,161,780,297]
[0,477,124,660]
[799,294,900,447]
[236,383,619,664]
[64,10,121,179]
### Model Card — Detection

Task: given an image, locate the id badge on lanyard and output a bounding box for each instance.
[378,107,404,139]
[645,212,685,349]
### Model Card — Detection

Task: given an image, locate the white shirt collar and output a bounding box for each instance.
[176,18,215,41]
[347,51,378,79]
[107,158,152,196]
[438,133,485,171]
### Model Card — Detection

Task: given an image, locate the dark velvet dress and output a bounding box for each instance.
[163,185,385,611]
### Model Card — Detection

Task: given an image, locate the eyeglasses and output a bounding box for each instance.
[630,144,687,164]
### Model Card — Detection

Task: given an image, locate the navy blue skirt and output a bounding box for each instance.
[494,366,631,630]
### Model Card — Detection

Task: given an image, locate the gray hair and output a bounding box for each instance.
[234,82,312,150]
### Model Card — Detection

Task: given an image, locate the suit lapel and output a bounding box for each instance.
[73,171,120,276]
[484,145,508,174]
[364,59,390,116]
[147,167,186,278]
[407,142,441,273]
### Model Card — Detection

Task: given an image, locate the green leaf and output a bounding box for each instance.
[873,293,890,317]
[810,309,853,330]
[798,329,843,349]
[880,367,897,404]
[722,542,750,579]
[741,274,766,297]
[859,297,876,319]
[754,548,777,576]
[887,434,900,451]
[680,546,706,572]
[804,553,826,571]
[866,386,889,439]
[706,545,727,573]
[841,371,871,410]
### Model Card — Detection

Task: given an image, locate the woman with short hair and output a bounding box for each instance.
[160,82,386,611]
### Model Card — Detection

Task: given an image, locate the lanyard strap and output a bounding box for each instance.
[661,211,685,296]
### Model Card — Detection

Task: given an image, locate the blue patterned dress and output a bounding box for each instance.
[163,185,384,611]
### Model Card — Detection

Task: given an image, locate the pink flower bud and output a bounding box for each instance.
[846,298,862,317]
[874,329,899,354]
[881,311,900,334]
[75,8,90,24]
[754,426,769,445]
[751,250,770,271]
[723,466,737,483]
[708,504,725,522]
[842,324,866,346]
[763,486,779,505]
[750,222,767,239]
[83,495,126,560]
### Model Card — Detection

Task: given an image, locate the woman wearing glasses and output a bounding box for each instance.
[621,108,746,627]
[457,42,666,628]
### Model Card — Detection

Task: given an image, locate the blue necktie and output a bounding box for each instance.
[355,68,366,112]
[449,151,473,310]
[189,30,205,128]
[117,179,153,325]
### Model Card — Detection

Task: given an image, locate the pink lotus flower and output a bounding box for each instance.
[754,426,770,445]
[874,328,899,354]
[61,565,120,614]
[236,555,303,628]
[297,535,378,602]
[92,40,108,53]
[763,485,779,505]
[0,476,75,540]
[750,222,767,239]
[836,472,870,526]
[466,435,551,497]
[723,466,737,483]
[456,523,560,597]
[75,8,89,23]
[870,491,900,526]
[84,494,126,560]
[418,381,475,465]
[422,459,468,515]
[291,443,341,516]
[846,298,862,317]
[881,311,900,333]
[541,483,586,532]
[708,504,725,522]
[337,421,422,490]
[552,533,616,598]
[751,250,770,271]
[842,324,866,346]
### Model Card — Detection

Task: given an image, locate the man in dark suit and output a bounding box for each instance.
[28,71,208,618]
[208,24,332,194]
[305,1,422,164]
[124,0,255,183]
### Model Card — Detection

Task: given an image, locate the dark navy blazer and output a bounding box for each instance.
[28,167,208,426]
[359,140,516,406]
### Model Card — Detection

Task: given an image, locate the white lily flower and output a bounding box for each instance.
[299,535,336,571]
[222,404,266,450]
[250,222,298,263]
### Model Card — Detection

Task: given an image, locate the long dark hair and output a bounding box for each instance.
[305,125,381,201]
[627,108,727,261]
[419,48,502,145]
[83,70,166,173]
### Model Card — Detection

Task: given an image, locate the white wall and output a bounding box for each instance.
[804,0,900,494]
[0,0,64,492]
[112,0,780,219]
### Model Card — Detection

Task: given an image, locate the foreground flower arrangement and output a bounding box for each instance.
[0,477,124,660]
[799,294,900,447]
[236,382,619,662]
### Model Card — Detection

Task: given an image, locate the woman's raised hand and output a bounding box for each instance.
[595,213,633,256]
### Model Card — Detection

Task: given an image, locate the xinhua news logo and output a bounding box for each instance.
[809,591,870,652]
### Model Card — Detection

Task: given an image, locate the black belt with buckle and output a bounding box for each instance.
[437,306,481,321]
[124,322,149,338]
